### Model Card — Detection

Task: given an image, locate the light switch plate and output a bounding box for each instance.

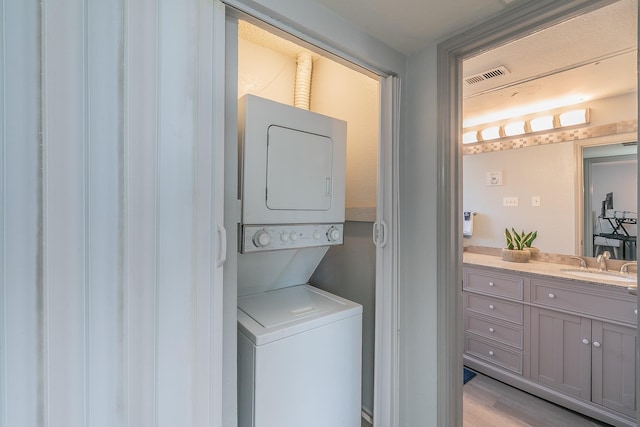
[486,171,503,186]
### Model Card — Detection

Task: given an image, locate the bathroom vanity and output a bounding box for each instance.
[463,253,637,427]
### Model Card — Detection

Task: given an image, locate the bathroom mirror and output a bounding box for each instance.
[462,137,637,258]
[461,0,637,259]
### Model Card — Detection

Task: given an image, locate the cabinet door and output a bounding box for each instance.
[591,321,637,419]
[530,308,591,400]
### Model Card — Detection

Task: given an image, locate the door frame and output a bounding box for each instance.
[583,152,637,258]
[217,1,402,425]
[436,0,626,425]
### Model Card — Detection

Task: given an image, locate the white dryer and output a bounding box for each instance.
[237,284,362,427]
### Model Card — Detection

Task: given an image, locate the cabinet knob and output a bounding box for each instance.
[548,293,555,299]
[593,341,601,348]
[582,339,590,345]
[489,327,495,333]
[488,281,495,287]
[489,304,495,310]
[635,309,638,315]
[488,350,494,356]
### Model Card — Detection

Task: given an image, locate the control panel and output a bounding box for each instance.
[240,223,344,253]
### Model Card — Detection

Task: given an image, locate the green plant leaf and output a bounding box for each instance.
[504,228,515,250]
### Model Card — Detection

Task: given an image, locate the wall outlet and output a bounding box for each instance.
[531,196,541,207]
[503,196,519,207]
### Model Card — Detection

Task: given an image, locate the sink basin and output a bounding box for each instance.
[561,269,637,284]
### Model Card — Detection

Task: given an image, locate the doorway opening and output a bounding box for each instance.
[437,0,638,426]
[583,146,637,260]
[223,8,400,426]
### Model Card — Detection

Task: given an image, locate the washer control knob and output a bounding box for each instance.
[290,232,299,242]
[327,227,341,242]
[280,232,290,242]
[313,231,322,240]
[253,230,271,248]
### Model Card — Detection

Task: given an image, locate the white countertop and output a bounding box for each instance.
[463,252,637,290]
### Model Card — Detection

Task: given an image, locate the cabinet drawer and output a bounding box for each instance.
[465,313,523,349]
[465,334,523,374]
[464,269,524,300]
[466,293,523,325]
[531,281,637,325]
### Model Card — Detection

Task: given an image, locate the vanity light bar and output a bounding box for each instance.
[480,126,502,140]
[529,115,555,132]
[559,109,590,127]
[503,120,526,137]
[462,131,479,144]
[463,108,589,144]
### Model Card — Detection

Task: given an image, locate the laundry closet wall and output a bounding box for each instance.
[0,1,221,426]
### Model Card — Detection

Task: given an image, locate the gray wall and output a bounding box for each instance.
[402,42,441,423]
[311,221,377,415]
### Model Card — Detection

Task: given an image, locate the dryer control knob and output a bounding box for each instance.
[290,232,299,242]
[327,227,341,242]
[313,231,322,240]
[280,232,290,242]
[253,230,271,248]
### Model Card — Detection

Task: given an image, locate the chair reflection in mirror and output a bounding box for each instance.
[593,211,637,260]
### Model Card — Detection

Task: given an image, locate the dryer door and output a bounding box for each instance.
[266,126,333,211]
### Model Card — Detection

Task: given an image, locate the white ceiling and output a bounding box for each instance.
[462,0,637,126]
[243,0,637,127]
[313,0,512,55]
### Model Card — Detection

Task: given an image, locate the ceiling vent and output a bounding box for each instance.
[464,66,510,86]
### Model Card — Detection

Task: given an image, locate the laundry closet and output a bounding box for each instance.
[232,19,380,423]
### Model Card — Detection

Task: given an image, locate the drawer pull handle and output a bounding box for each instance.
[488,281,495,287]
[489,327,495,333]
[489,304,495,310]
[488,350,494,356]
[582,339,590,345]
[548,293,555,299]
[593,341,601,348]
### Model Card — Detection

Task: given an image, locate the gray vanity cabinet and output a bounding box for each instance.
[591,321,637,419]
[463,268,527,376]
[530,307,591,400]
[531,309,637,419]
[464,265,637,427]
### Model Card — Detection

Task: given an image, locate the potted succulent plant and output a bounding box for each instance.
[502,228,537,262]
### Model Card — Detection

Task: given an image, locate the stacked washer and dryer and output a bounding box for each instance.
[236,95,363,427]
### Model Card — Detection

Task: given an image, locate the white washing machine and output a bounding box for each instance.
[237,284,362,427]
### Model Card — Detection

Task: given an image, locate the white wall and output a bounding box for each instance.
[463,143,576,254]
[592,159,637,235]
[587,92,637,126]
[238,37,296,104]
[1,1,221,426]
[311,57,380,210]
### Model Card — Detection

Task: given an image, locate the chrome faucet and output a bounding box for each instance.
[620,261,637,274]
[568,256,587,269]
[596,251,610,271]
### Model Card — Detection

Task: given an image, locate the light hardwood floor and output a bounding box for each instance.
[361,372,611,427]
[463,372,610,426]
